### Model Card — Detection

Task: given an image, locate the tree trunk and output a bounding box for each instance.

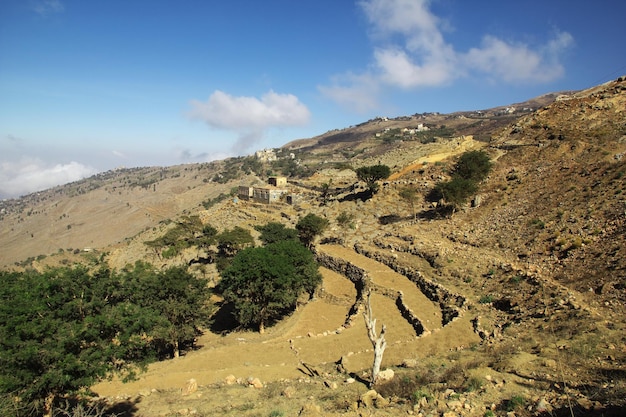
[43,393,55,417]
[363,290,387,387]
[173,340,180,358]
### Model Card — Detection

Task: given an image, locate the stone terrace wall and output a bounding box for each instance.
[315,248,427,336]
[354,243,467,325]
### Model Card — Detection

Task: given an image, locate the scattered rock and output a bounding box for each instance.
[298,403,323,416]
[402,358,419,368]
[247,377,263,388]
[360,389,389,408]
[377,368,395,382]
[360,390,379,408]
[181,378,197,396]
[223,374,237,385]
[324,380,338,389]
[543,359,557,368]
[536,398,552,413]
[282,386,296,398]
[138,389,151,397]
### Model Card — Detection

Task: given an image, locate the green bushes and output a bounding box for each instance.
[0,263,211,415]
[430,150,492,213]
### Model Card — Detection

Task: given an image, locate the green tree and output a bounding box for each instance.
[296,213,329,248]
[124,262,211,358]
[0,267,155,416]
[320,179,332,205]
[219,240,321,333]
[433,177,478,212]
[0,263,212,416]
[217,226,254,257]
[454,150,492,182]
[399,186,419,220]
[255,222,298,245]
[216,226,254,270]
[355,164,391,194]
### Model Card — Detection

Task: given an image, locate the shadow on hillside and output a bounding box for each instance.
[376,207,452,225]
[56,397,140,417]
[209,301,239,335]
[107,398,141,417]
[339,190,373,203]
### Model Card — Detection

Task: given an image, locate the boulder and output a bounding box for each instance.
[181,378,197,396]
[247,377,263,389]
[377,368,395,382]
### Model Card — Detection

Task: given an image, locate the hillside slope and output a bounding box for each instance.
[2,78,625,416]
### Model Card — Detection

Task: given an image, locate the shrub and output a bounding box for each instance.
[479,295,494,304]
[454,150,492,182]
[336,211,355,229]
[464,376,484,392]
[504,395,526,412]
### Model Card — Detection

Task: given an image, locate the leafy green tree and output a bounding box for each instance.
[0,263,212,416]
[0,267,155,416]
[219,240,322,333]
[399,186,419,220]
[355,164,391,194]
[216,226,254,270]
[428,150,492,215]
[217,226,254,257]
[255,222,298,245]
[296,213,329,248]
[123,262,211,358]
[454,150,492,182]
[433,177,478,213]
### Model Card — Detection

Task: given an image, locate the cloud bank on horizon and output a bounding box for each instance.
[3,0,623,199]
[0,158,96,198]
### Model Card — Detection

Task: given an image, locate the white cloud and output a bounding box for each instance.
[318,73,380,113]
[188,90,310,152]
[189,90,310,130]
[463,32,573,83]
[0,158,96,199]
[320,0,573,111]
[32,0,64,16]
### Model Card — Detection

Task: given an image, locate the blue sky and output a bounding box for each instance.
[1,0,625,198]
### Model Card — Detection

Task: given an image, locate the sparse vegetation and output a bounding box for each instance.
[336,211,355,229]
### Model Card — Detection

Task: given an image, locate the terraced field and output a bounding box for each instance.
[92,243,480,406]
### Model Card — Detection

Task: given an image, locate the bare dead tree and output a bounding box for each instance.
[363,290,387,387]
